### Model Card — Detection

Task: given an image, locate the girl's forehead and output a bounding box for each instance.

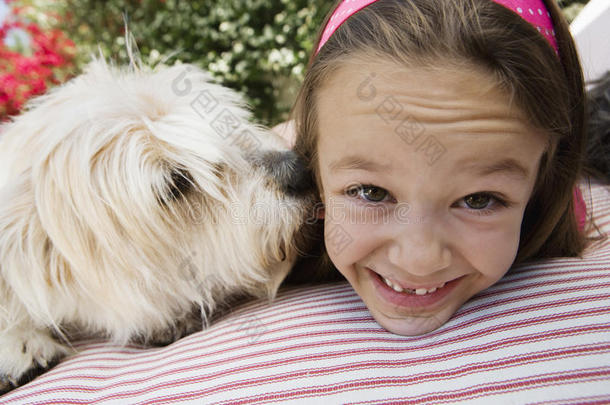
[321,58,508,106]
[317,59,532,130]
[315,58,549,181]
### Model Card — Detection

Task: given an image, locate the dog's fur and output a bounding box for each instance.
[0,58,315,392]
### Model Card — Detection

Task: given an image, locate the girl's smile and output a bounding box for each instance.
[316,58,550,335]
[369,267,462,307]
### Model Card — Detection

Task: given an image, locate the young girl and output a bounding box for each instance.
[284,0,604,336]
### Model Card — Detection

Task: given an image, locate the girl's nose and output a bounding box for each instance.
[386,217,451,277]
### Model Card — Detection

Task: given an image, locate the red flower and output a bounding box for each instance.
[0,4,75,121]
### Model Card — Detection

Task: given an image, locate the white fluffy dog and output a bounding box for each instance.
[0,58,314,392]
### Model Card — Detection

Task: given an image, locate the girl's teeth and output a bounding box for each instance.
[415,288,427,295]
[384,277,405,292]
[382,276,444,295]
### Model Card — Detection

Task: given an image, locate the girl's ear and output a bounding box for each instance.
[316,205,325,219]
[317,190,325,219]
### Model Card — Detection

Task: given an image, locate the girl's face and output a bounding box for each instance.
[316,59,548,336]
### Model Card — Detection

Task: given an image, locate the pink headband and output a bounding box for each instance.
[316,0,559,55]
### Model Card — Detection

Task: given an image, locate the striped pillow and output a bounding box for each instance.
[2,183,609,404]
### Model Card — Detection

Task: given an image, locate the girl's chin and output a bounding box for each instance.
[369,308,452,336]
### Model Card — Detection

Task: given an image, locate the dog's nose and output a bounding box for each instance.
[248,150,314,196]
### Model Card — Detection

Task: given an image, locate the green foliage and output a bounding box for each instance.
[556,0,588,7]
[41,0,331,126]
[19,0,588,125]
[558,0,589,23]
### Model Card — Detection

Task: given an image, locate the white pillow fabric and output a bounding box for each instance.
[2,183,609,404]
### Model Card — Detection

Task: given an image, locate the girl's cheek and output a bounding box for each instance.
[323,199,382,269]
[452,214,523,279]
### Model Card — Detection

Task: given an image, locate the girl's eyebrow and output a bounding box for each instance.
[459,157,530,180]
[329,155,393,173]
[329,155,530,180]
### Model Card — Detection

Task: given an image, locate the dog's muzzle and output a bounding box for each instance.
[247,150,314,196]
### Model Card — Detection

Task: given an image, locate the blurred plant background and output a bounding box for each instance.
[558,0,590,22]
[0,0,591,124]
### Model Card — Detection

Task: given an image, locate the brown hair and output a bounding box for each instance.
[288,0,602,283]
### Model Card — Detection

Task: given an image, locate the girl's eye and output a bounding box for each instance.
[346,184,390,202]
[460,192,509,215]
[464,193,492,209]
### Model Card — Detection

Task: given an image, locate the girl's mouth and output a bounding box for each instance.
[367,268,463,309]
[380,275,446,295]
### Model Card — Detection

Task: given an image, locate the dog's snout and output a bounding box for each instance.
[250,150,314,196]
